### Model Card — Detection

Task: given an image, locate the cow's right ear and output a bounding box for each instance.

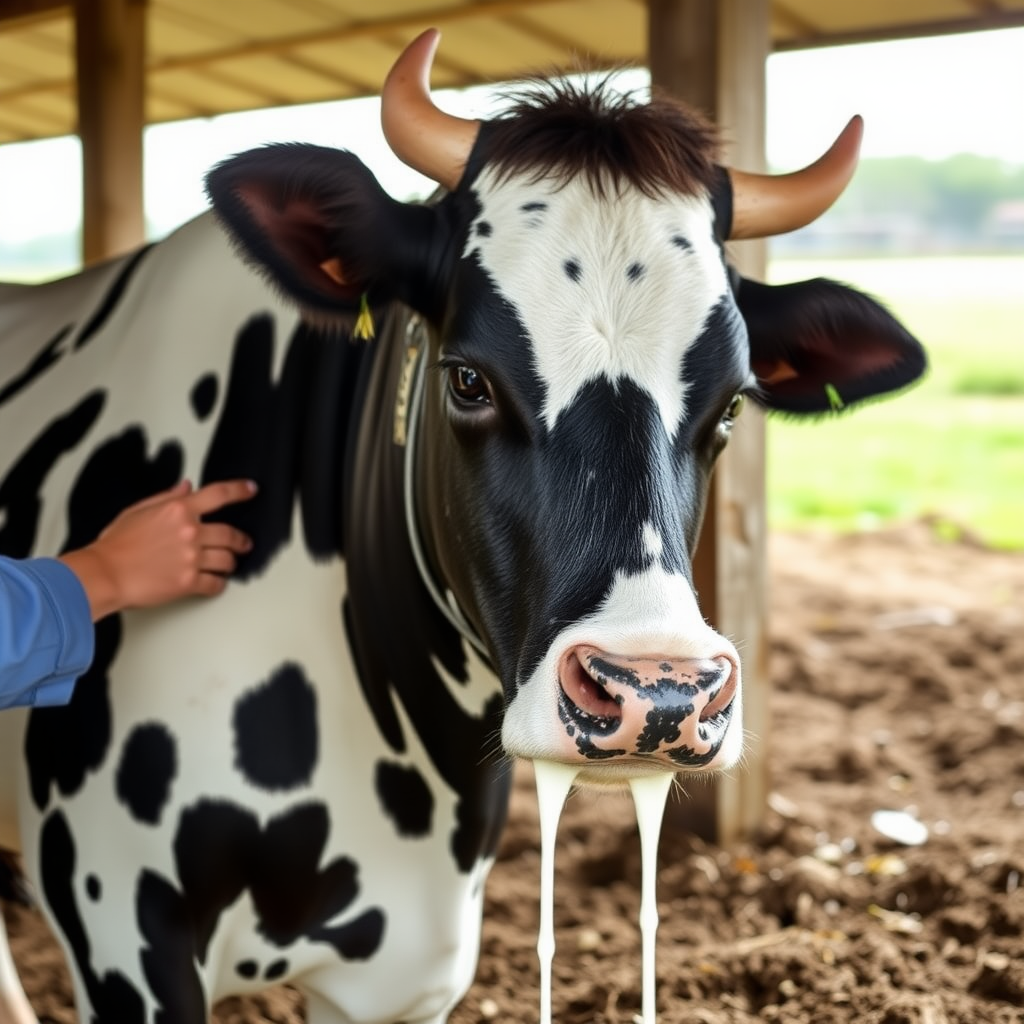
[205,143,444,326]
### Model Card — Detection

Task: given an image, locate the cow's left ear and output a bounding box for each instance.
[206,143,446,325]
[736,276,927,414]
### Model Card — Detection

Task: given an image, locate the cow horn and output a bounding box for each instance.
[727,115,864,239]
[381,28,481,190]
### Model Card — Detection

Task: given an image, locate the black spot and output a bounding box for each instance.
[40,810,147,1023]
[627,262,645,282]
[200,316,364,576]
[116,723,177,825]
[636,705,693,752]
[169,801,257,963]
[233,663,318,792]
[26,616,119,811]
[564,258,582,283]
[312,906,386,961]
[251,801,387,962]
[63,427,184,553]
[475,220,492,237]
[264,959,288,981]
[138,869,209,1024]
[190,374,218,420]
[86,874,101,901]
[235,960,258,979]
[668,743,720,768]
[375,761,433,837]
[0,390,105,558]
[74,244,155,351]
[248,802,360,944]
[145,797,385,976]
[0,325,72,410]
[671,234,692,252]
[588,656,639,688]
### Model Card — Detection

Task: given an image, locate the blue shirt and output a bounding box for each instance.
[0,556,95,710]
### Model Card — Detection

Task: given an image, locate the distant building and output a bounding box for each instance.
[988,200,1024,248]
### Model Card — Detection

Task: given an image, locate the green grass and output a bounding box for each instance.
[765,255,1024,549]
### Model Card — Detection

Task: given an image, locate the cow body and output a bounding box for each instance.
[0,29,925,1024]
[0,213,505,1023]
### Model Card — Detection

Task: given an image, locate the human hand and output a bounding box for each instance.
[59,479,257,621]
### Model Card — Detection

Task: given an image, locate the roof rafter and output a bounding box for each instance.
[0,0,67,30]
[144,0,569,76]
[776,9,1024,49]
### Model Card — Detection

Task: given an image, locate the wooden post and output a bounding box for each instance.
[647,0,770,845]
[75,0,146,264]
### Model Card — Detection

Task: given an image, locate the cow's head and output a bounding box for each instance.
[206,30,925,784]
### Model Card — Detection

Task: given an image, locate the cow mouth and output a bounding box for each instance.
[558,649,624,736]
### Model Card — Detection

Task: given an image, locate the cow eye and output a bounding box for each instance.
[448,365,491,406]
[723,393,744,424]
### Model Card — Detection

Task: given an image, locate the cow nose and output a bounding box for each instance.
[556,645,738,767]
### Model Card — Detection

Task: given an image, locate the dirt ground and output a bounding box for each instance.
[4,522,1023,1024]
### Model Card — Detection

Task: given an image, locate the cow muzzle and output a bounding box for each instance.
[555,645,739,770]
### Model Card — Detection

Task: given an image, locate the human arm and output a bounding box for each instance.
[57,479,256,621]
[0,555,94,709]
[1,479,256,709]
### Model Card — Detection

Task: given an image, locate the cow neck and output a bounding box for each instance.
[402,316,491,663]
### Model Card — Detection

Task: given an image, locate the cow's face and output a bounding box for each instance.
[206,30,925,786]
[417,166,746,780]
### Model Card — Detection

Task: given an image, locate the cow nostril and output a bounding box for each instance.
[559,651,623,722]
[698,658,738,722]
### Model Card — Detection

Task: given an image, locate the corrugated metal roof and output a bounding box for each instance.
[1,0,1022,145]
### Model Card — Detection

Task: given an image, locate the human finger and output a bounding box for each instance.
[197,548,239,576]
[130,480,193,512]
[197,522,253,554]
[192,572,229,597]
[187,479,258,516]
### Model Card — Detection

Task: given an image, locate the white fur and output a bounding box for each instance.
[465,169,729,438]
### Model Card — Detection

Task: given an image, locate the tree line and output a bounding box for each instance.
[776,153,1024,254]
[2,154,1022,279]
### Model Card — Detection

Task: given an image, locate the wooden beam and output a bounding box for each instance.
[776,10,1024,49]
[647,0,770,847]
[772,1,823,42]
[0,0,66,30]
[75,0,146,264]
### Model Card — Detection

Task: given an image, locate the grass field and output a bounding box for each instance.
[765,254,1024,549]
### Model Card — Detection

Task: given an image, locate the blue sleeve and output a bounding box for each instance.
[0,556,95,710]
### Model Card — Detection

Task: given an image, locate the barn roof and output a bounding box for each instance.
[1,0,1022,147]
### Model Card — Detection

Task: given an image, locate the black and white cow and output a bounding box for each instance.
[0,29,925,1024]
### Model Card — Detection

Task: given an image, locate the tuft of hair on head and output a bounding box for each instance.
[480,73,721,200]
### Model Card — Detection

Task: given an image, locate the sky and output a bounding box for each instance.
[0,25,1022,246]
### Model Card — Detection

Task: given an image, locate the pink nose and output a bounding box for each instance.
[556,645,738,767]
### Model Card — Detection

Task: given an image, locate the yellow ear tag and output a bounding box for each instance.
[824,382,845,411]
[353,292,375,340]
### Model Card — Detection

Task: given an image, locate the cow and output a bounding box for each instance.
[0,28,925,1024]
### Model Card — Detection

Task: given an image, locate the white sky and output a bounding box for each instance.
[0,25,1022,244]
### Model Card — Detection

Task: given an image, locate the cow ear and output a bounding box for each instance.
[736,276,927,414]
[205,143,441,325]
